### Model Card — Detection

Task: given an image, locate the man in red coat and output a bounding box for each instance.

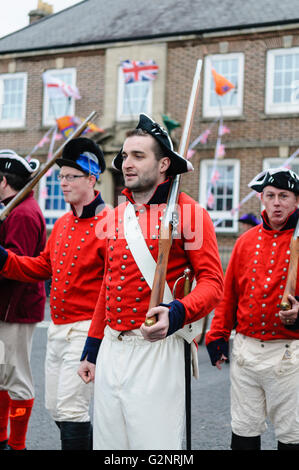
[206,168,299,450]
[0,150,46,450]
[78,114,224,450]
[0,138,107,450]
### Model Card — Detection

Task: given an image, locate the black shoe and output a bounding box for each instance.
[0,440,9,450]
[5,445,26,450]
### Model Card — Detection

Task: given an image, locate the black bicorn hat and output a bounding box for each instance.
[56,137,106,180]
[112,114,194,175]
[248,167,299,194]
[238,213,260,226]
[0,149,40,178]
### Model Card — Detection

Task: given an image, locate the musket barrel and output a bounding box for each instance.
[280,235,299,309]
[145,60,202,326]
[0,110,98,222]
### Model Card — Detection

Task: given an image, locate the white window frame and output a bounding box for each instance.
[263,157,299,172]
[117,66,152,121]
[0,72,27,128]
[203,53,244,118]
[39,169,69,229]
[42,68,77,127]
[265,47,299,115]
[199,159,240,233]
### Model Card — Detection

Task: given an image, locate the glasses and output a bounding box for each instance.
[57,174,86,182]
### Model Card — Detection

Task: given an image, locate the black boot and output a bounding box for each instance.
[59,421,92,450]
[0,440,9,450]
[277,441,299,451]
[231,432,261,450]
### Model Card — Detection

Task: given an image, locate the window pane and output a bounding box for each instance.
[45,170,66,210]
[1,77,24,120]
[206,163,235,214]
[122,80,150,116]
[272,52,299,105]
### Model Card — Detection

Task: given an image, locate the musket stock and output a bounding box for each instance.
[0,110,98,223]
[145,60,202,326]
[280,236,299,310]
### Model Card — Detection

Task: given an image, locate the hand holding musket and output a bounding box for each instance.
[280,219,299,310]
[0,110,98,223]
[145,60,202,327]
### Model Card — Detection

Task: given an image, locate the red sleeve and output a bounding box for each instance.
[178,200,224,325]
[1,231,52,283]
[2,210,42,257]
[88,238,108,340]
[205,240,240,345]
[0,209,46,283]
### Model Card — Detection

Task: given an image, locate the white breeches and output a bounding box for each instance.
[93,326,186,450]
[45,321,93,422]
[0,321,36,400]
[231,333,299,444]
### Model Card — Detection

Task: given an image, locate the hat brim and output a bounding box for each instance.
[56,159,90,174]
[113,113,193,175]
[112,145,193,175]
[248,168,299,194]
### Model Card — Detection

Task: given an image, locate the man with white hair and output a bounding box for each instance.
[206,168,299,451]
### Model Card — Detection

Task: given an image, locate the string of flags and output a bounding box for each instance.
[26,116,103,159]
[213,146,299,227]
[26,115,104,198]
[26,72,105,200]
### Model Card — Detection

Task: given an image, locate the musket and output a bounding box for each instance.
[280,217,299,310]
[0,110,98,223]
[145,60,202,325]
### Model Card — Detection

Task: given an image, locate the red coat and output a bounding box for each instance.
[206,209,299,346]
[88,181,224,340]
[0,192,46,323]
[1,192,108,324]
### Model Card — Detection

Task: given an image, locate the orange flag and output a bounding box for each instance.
[212,68,235,96]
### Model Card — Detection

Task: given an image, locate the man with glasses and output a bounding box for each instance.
[0,138,107,450]
[206,168,299,450]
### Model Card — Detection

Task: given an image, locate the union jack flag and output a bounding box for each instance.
[121,60,159,84]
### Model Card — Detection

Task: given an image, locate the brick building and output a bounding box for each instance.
[0,0,299,266]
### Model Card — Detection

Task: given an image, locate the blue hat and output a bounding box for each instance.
[238,213,260,226]
[56,138,105,180]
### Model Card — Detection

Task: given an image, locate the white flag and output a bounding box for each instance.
[42,72,81,100]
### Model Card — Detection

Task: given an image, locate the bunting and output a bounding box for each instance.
[213,147,299,227]
[56,116,104,139]
[56,116,78,139]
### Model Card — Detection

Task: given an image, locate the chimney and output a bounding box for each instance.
[29,1,53,24]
